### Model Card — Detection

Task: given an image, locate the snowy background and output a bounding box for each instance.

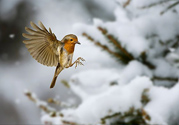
[0,0,179,124]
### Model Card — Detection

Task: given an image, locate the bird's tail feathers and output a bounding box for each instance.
[50,64,63,88]
[50,75,58,88]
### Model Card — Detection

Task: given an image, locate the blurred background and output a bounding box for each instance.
[0,0,117,124]
[1,0,179,124]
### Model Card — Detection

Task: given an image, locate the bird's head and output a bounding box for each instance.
[62,34,80,54]
[61,34,80,45]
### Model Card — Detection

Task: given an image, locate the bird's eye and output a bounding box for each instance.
[70,39,73,41]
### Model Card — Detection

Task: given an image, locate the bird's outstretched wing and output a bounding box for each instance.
[22,21,62,67]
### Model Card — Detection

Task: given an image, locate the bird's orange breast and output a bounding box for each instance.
[64,43,75,54]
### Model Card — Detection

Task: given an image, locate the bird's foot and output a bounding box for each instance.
[74,57,85,68]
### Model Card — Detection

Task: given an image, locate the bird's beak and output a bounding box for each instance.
[76,41,81,44]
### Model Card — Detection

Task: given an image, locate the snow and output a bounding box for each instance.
[118,61,152,84]
[74,7,150,57]
[66,76,153,124]
[153,58,179,77]
[52,71,179,124]
[15,98,21,104]
[145,83,179,124]
[168,48,176,53]
[74,5,179,57]
[1,0,179,124]
[41,114,63,125]
[40,0,179,124]
[69,69,120,100]
[0,0,118,123]
[9,34,15,39]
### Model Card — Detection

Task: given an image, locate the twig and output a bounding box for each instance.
[83,31,156,68]
[141,89,150,106]
[171,36,179,48]
[25,91,54,114]
[47,98,60,105]
[101,107,149,124]
[138,51,156,69]
[140,0,174,9]
[61,80,70,88]
[62,120,77,125]
[101,112,122,124]
[152,76,178,82]
[47,98,77,108]
[141,109,151,121]
[98,27,134,60]
[123,0,131,8]
[82,33,123,60]
[160,1,179,15]
[97,27,156,69]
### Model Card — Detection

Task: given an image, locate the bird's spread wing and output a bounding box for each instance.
[23,21,62,67]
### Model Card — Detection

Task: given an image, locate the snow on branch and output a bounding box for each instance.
[140,0,173,9]
[140,0,179,15]
[97,27,134,60]
[123,0,131,8]
[82,32,124,62]
[101,107,150,124]
[82,27,156,69]
[24,90,56,114]
[160,1,179,15]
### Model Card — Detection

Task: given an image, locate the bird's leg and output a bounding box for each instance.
[66,57,85,68]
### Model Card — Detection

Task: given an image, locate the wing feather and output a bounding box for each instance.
[22,33,44,39]
[40,49,48,65]
[22,21,62,66]
[38,21,49,33]
[25,27,45,36]
[35,44,49,60]
[30,21,46,33]
[38,50,47,65]
[45,50,51,66]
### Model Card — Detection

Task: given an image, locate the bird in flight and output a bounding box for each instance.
[22,21,85,88]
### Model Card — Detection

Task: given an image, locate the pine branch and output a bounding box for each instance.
[140,0,175,9]
[123,0,131,8]
[138,51,156,69]
[100,86,151,124]
[25,91,90,125]
[152,76,178,82]
[25,91,54,114]
[141,89,150,106]
[98,27,134,60]
[61,120,77,125]
[171,35,179,48]
[47,98,76,108]
[159,36,179,56]
[101,107,150,124]
[160,1,179,15]
[83,30,156,68]
[61,79,70,88]
[140,0,179,15]
[82,33,125,61]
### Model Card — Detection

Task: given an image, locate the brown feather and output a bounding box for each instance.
[50,63,63,88]
[25,27,45,35]
[22,21,61,67]
[50,76,57,88]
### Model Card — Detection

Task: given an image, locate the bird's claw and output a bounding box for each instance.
[74,57,85,68]
[77,57,85,62]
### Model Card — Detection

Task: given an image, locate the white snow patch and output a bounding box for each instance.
[145,83,179,124]
[118,61,152,84]
[64,76,153,124]
[69,69,120,100]
[9,34,15,39]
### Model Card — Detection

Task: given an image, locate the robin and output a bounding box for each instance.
[22,21,85,88]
